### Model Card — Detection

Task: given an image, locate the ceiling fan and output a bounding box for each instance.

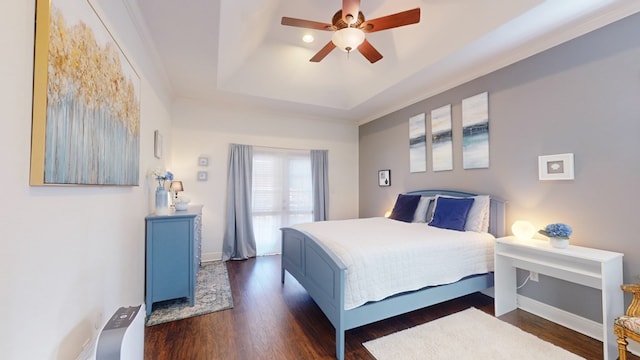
[281,0,420,63]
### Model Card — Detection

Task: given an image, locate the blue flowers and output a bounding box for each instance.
[153,169,174,188]
[539,223,572,239]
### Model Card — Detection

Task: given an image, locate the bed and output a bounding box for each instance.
[280,189,506,360]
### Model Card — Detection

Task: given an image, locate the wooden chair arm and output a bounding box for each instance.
[621,284,640,317]
[621,284,640,293]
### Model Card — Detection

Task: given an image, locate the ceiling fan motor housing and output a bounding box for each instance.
[332,10,365,30]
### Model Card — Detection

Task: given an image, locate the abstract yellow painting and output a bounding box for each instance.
[31,0,140,186]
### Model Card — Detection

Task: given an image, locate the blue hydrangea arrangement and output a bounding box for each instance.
[153,169,174,188]
[539,223,572,239]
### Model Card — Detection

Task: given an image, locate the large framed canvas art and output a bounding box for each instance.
[30,0,140,186]
[462,92,489,169]
[409,113,426,173]
[431,104,453,172]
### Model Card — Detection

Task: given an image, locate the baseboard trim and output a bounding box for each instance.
[202,252,222,263]
[516,295,640,356]
[516,295,602,340]
[478,290,599,338]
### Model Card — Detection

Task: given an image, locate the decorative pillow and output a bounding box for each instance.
[480,200,491,233]
[389,194,421,223]
[424,198,436,223]
[429,194,491,233]
[428,197,475,231]
[412,196,433,223]
[464,195,490,233]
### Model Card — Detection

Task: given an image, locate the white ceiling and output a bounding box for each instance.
[131,0,640,125]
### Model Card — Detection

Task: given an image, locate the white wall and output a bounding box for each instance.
[170,99,359,261]
[1,1,172,358]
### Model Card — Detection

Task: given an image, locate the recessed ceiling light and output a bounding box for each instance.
[302,34,314,43]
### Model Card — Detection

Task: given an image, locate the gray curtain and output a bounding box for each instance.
[311,149,329,221]
[222,144,257,261]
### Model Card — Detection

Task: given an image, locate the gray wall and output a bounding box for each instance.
[359,13,640,321]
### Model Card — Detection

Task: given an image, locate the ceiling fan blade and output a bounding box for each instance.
[281,17,333,31]
[361,8,420,33]
[358,39,383,64]
[310,41,337,62]
[342,0,360,23]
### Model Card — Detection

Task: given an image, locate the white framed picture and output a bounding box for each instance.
[197,171,208,181]
[198,156,209,167]
[539,153,574,180]
[154,130,162,159]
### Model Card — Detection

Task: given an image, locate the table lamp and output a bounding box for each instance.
[169,180,184,201]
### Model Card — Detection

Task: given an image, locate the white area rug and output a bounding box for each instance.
[363,307,584,360]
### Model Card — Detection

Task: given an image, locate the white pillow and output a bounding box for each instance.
[413,196,433,223]
[430,194,490,232]
[480,202,490,233]
[464,195,490,233]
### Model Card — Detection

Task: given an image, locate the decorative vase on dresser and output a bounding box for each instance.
[154,186,169,214]
[145,205,203,315]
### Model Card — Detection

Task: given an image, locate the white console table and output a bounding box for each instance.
[494,236,624,360]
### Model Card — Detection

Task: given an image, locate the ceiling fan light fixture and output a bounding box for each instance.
[331,27,365,53]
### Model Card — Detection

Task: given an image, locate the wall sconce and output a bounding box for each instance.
[511,220,536,240]
[169,180,184,200]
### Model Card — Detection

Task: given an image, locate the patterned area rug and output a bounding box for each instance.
[145,261,234,326]
[363,307,584,360]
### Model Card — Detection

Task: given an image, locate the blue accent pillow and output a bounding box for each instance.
[428,197,475,231]
[389,194,421,223]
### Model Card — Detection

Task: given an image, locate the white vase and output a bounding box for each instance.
[550,237,569,249]
[155,186,169,214]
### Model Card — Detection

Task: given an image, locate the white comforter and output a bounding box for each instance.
[291,217,495,310]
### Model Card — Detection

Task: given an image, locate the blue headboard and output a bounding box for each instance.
[404,189,507,237]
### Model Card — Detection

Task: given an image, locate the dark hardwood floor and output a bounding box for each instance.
[145,255,635,360]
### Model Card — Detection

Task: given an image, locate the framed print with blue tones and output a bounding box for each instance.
[462,92,489,169]
[409,113,426,173]
[431,105,453,171]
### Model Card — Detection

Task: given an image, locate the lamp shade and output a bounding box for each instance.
[169,180,184,193]
[331,27,365,53]
[511,220,536,240]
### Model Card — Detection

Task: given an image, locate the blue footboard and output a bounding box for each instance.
[281,228,346,337]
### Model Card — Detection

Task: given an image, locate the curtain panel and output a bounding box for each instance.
[222,144,257,261]
[311,149,329,221]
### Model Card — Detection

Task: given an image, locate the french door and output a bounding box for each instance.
[252,147,312,255]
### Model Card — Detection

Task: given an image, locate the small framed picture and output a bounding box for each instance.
[198,156,209,167]
[154,130,162,159]
[197,171,208,181]
[378,169,391,187]
[539,153,574,180]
